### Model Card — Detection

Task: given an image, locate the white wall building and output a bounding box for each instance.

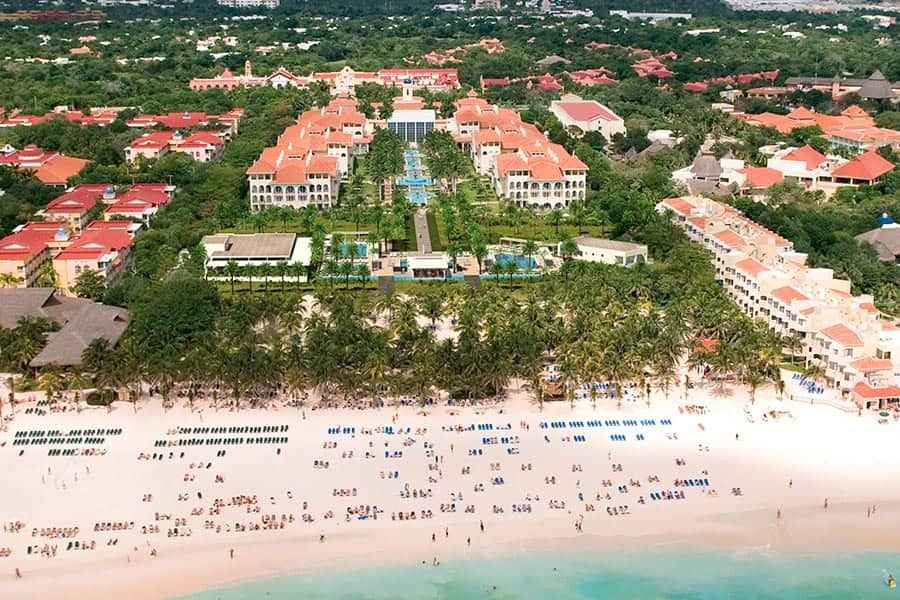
[202,233,311,279]
[658,195,900,407]
[550,96,626,141]
[567,236,648,267]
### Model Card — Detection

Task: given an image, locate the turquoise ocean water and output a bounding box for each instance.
[175,546,900,599]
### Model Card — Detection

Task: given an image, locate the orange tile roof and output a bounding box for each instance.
[738,167,783,189]
[819,323,863,347]
[772,286,808,304]
[713,229,747,250]
[0,224,59,262]
[735,258,768,277]
[661,197,696,216]
[783,145,827,170]
[850,357,893,371]
[852,382,900,399]
[841,105,869,118]
[830,149,894,181]
[34,155,89,186]
[787,106,816,120]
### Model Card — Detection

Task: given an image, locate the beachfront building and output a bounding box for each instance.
[245,98,371,212]
[445,92,587,209]
[202,233,312,281]
[0,144,89,187]
[566,236,648,267]
[549,96,626,140]
[658,196,900,406]
[0,288,128,368]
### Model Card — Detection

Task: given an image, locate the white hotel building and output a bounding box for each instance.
[444,92,588,209]
[658,196,900,409]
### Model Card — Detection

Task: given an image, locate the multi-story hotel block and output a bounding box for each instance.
[658,196,900,409]
[246,98,373,212]
[190,62,459,96]
[446,92,588,209]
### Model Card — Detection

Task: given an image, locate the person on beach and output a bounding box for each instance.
[15,567,22,579]
[230,548,234,559]
[824,498,829,510]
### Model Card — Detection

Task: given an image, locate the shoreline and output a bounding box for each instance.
[2,383,900,600]
[11,500,900,600]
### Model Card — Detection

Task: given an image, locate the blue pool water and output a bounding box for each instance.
[495,253,537,269]
[400,149,432,206]
[336,242,367,257]
[174,546,900,599]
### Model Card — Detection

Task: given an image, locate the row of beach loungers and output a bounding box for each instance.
[13,437,106,446]
[482,437,517,445]
[541,419,671,429]
[153,437,289,447]
[14,428,121,438]
[174,425,288,435]
[791,373,824,394]
[610,434,645,441]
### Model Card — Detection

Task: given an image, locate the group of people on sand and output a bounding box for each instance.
[5,404,736,585]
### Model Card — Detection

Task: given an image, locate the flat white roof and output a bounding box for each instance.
[407,254,448,269]
[388,109,436,122]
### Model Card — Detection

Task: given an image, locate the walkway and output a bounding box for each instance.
[413,208,432,253]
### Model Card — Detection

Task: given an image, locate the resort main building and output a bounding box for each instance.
[659,196,900,409]
[246,90,588,211]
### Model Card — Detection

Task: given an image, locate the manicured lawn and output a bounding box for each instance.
[426,210,445,251]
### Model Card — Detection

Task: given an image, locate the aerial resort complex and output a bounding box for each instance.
[1,1,900,599]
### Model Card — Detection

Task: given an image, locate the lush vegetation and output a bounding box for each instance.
[0,3,896,402]
[18,223,789,407]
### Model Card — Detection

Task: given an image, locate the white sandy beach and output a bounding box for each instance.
[2,377,900,600]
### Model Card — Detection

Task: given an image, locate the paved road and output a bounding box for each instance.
[413,208,432,254]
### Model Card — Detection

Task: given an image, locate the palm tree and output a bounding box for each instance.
[323,260,338,289]
[503,260,518,285]
[338,261,354,289]
[274,261,288,292]
[68,371,92,412]
[37,369,64,405]
[547,208,563,236]
[35,261,58,288]
[522,239,538,273]
[355,263,371,289]
[224,260,240,296]
[559,237,578,261]
[243,264,256,294]
[0,272,20,288]
[416,290,445,330]
[488,261,503,283]
[803,362,825,385]
[260,263,273,294]
[285,365,306,410]
[288,262,305,287]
